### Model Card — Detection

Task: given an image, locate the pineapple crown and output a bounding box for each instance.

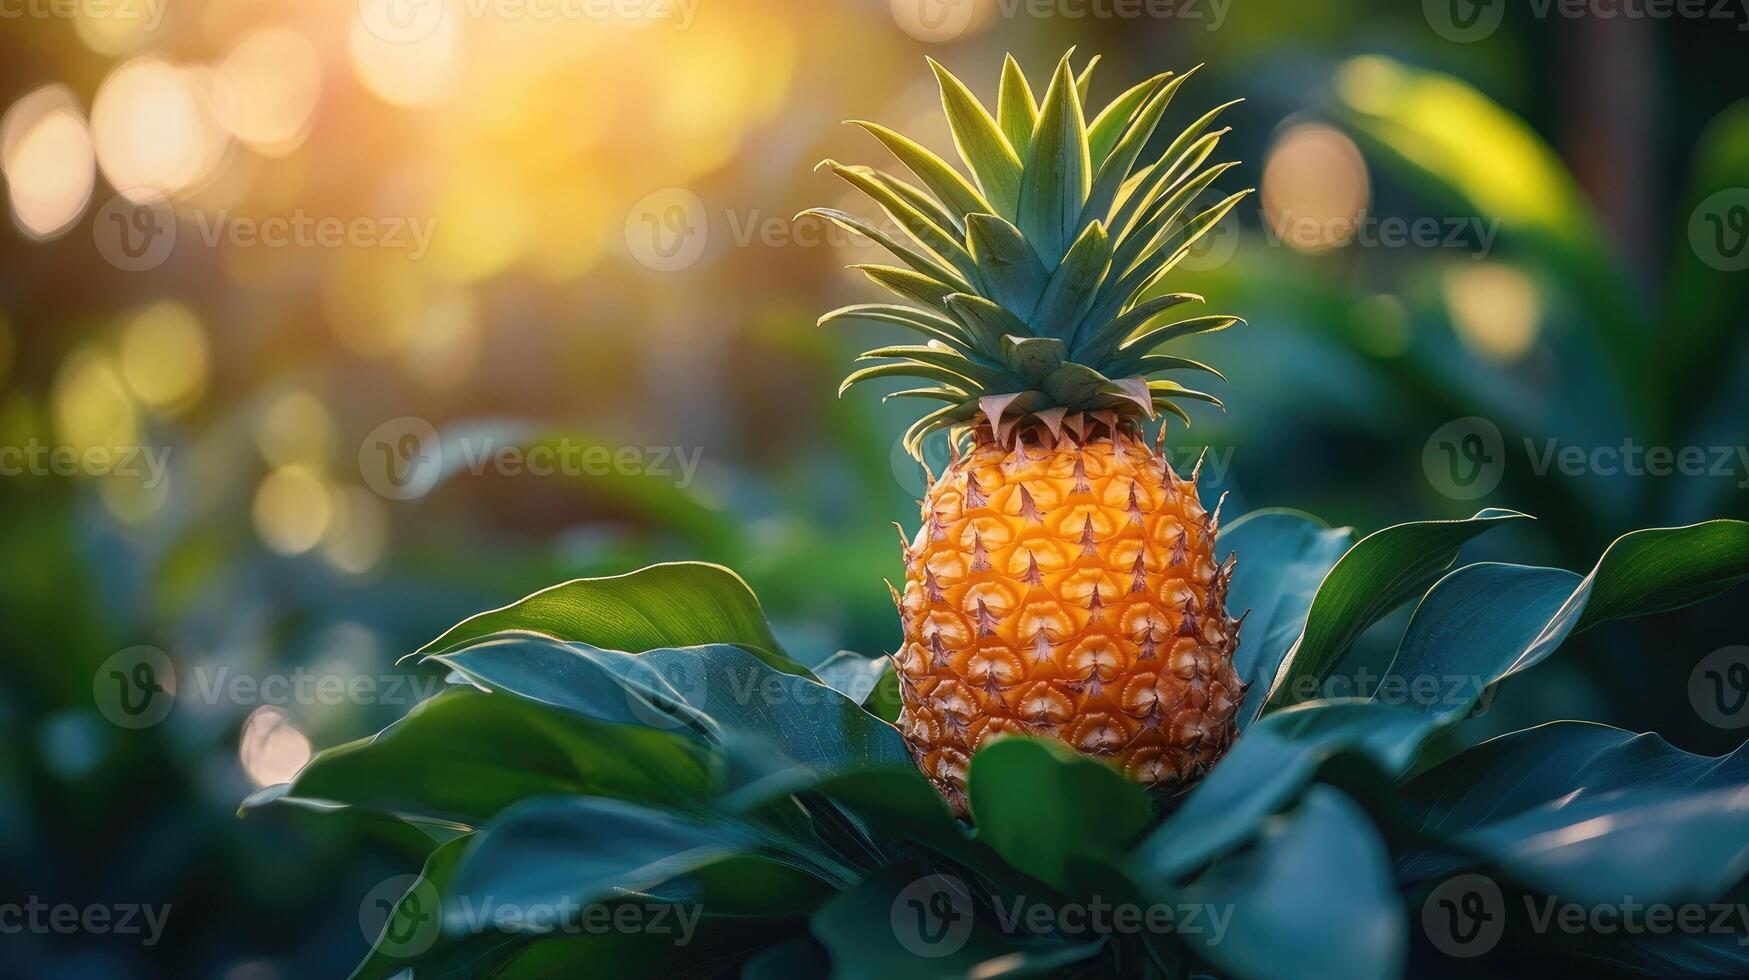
[815,50,1252,457]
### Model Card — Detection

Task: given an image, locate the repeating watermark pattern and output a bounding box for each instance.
[1423,873,1749,958]
[0,898,172,947]
[1422,874,1507,957]
[1690,646,1749,730]
[359,875,702,960]
[92,646,177,729]
[1275,667,1501,716]
[1426,0,1749,42]
[357,416,704,501]
[1424,417,1749,500]
[889,876,1234,958]
[93,193,436,272]
[1260,210,1501,259]
[0,0,164,26]
[360,875,443,959]
[92,646,450,728]
[624,188,710,272]
[358,0,699,43]
[1690,188,1749,273]
[0,440,171,488]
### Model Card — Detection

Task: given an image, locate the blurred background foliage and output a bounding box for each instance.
[1,0,1746,975]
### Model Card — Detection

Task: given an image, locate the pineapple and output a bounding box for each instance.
[817,51,1252,814]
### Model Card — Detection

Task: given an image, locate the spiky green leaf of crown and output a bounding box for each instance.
[815,51,1252,456]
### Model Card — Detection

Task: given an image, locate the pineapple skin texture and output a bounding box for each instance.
[895,428,1244,815]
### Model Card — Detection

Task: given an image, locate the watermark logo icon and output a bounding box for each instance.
[625,188,708,271]
[1691,646,1749,729]
[1424,416,1505,500]
[1689,189,1749,273]
[892,0,977,42]
[623,655,709,731]
[1174,188,1243,272]
[360,874,442,958]
[358,0,445,43]
[1424,0,1504,42]
[359,416,443,500]
[1422,873,1505,957]
[890,432,957,499]
[891,874,974,958]
[93,192,176,272]
[93,646,177,729]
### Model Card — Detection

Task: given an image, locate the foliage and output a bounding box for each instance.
[252,513,1749,978]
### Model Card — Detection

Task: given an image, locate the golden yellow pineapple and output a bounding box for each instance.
[817,50,1251,812]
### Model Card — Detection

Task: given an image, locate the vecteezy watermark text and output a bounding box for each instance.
[0,898,172,947]
[1424,417,1749,500]
[1425,0,1749,43]
[0,0,165,28]
[358,0,699,45]
[0,440,171,488]
[1424,874,1749,958]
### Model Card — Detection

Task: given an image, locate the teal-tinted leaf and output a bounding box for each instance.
[853,264,958,313]
[421,561,787,661]
[1219,510,1357,713]
[797,207,964,286]
[810,651,892,706]
[1074,292,1202,363]
[864,167,966,237]
[437,638,914,773]
[849,121,990,221]
[944,292,1031,358]
[964,213,1049,319]
[810,866,1104,980]
[1132,188,1253,296]
[819,303,975,354]
[1087,71,1174,166]
[1032,221,1109,344]
[1037,361,1112,408]
[445,797,830,934]
[1137,700,1440,881]
[1074,54,1099,104]
[1117,313,1240,357]
[839,358,985,398]
[929,58,1023,218]
[1016,58,1091,265]
[1400,723,1749,905]
[997,54,1037,156]
[856,344,1014,390]
[264,687,711,826]
[1174,788,1406,980]
[999,335,1067,383]
[1107,124,1226,247]
[967,738,1152,892]
[1377,520,1749,721]
[1258,508,1529,718]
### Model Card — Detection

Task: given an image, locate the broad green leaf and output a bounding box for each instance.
[1174,788,1406,980]
[929,58,1023,218]
[964,213,1049,319]
[967,738,1152,893]
[1397,724,1749,962]
[850,121,990,221]
[1016,58,1091,265]
[1378,520,1749,719]
[437,638,914,773]
[421,561,787,661]
[1136,700,1440,881]
[444,797,830,931]
[261,687,711,826]
[997,54,1037,156]
[1218,510,1357,719]
[945,292,1030,358]
[809,651,892,707]
[1258,508,1529,717]
[809,865,1104,980]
